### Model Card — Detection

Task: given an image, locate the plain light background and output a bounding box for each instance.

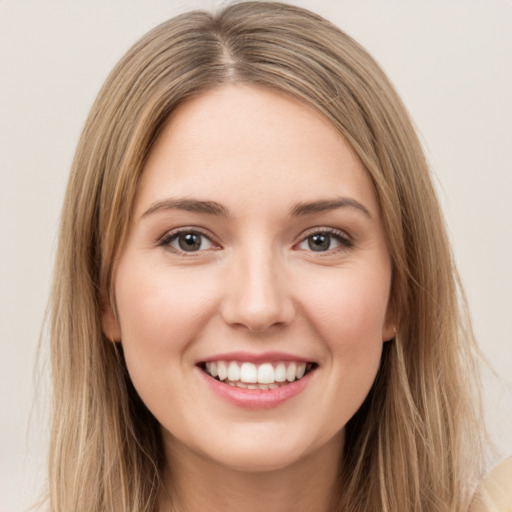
[1,0,511,510]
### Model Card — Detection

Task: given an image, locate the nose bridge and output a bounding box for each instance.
[222,239,294,331]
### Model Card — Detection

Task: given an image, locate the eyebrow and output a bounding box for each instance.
[142,198,230,218]
[141,196,371,219]
[290,198,372,219]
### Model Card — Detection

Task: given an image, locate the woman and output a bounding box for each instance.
[47,2,498,511]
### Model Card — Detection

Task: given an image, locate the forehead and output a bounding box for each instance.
[135,84,378,218]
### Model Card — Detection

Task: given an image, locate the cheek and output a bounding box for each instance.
[304,266,390,349]
[301,266,389,405]
[115,259,218,352]
[113,258,222,410]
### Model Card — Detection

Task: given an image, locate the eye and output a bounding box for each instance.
[160,229,216,253]
[296,229,353,253]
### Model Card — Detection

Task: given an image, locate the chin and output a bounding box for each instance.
[189,424,343,474]
[208,445,308,473]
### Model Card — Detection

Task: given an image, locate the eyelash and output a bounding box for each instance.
[158,228,219,255]
[296,227,354,254]
[157,227,353,255]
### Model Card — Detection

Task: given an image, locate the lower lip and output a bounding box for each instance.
[198,367,315,409]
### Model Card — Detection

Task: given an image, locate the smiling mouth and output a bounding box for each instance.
[198,360,317,390]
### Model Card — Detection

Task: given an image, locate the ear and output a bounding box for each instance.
[382,321,396,343]
[382,300,398,343]
[102,307,122,343]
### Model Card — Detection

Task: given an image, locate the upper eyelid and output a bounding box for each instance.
[297,226,352,242]
[157,225,353,249]
[158,227,219,247]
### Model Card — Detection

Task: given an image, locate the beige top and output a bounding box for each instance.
[470,458,512,512]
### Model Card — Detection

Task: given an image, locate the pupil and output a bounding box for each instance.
[178,233,201,251]
[308,233,330,251]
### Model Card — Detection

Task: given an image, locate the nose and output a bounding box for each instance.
[220,246,296,332]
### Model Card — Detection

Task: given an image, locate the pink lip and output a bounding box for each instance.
[198,351,313,364]
[196,365,316,409]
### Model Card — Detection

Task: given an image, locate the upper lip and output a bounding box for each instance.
[197,351,316,364]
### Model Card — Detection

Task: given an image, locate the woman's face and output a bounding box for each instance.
[105,85,394,472]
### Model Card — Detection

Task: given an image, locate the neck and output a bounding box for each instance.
[158,432,344,512]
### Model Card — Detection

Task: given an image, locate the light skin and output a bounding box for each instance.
[104,84,395,512]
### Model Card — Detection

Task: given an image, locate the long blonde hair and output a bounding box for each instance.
[47,2,486,510]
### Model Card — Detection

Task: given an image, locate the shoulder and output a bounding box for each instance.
[469,457,512,512]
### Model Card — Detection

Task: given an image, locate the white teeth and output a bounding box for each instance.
[274,363,287,382]
[240,362,258,383]
[217,361,228,381]
[227,361,240,381]
[286,362,297,382]
[296,362,306,379]
[229,381,280,390]
[257,363,275,384]
[204,360,313,386]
